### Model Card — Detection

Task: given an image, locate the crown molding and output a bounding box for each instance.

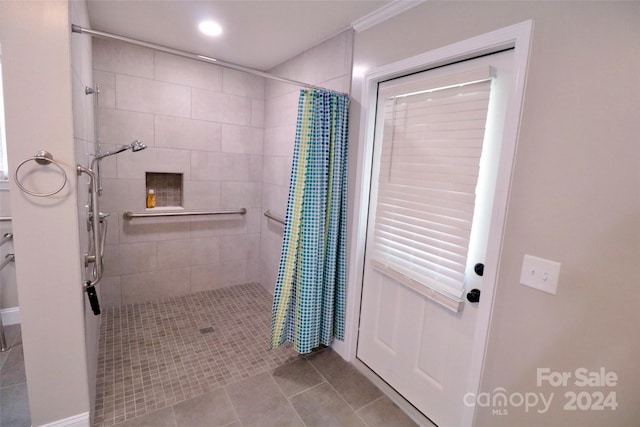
[351,0,425,32]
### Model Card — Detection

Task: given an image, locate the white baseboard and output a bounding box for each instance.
[36,412,90,427]
[0,306,20,325]
[330,337,348,360]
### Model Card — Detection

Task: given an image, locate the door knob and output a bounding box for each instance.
[466,289,481,303]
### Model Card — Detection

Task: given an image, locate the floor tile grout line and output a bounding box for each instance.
[268,356,330,399]
[265,372,310,427]
[168,404,179,427]
[354,398,376,427]
[283,377,328,400]
[277,356,378,427]
[221,383,244,427]
[318,361,382,421]
[356,393,386,413]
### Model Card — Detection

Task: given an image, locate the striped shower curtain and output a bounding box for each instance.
[270,89,349,354]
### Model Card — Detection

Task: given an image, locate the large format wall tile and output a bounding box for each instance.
[221,234,260,262]
[116,74,191,117]
[191,151,255,182]
[103,242,157,276]
[264,91,298,129]
[99,108,155,147]
[190,260,247,292]
[121,267,191,304]
[190,216,247,238]
[93,70,116,109]
[251,100,265,128]
[221,124,263,155]
[154,51,223,91]
[264,125,296,157]
[93,38,153,78]
[100,178,146,212]
[223,68,265,100]
[120,216,191,243]
[299,31,352,87]
[188,237,222,266]
[99,276,122,308]
[155,115,221,152]
[246,208,262,234]
[263,156,292,187]
[117,147,191,179]
[183,180,222,210]
[157,238,192,268]
[192,89,252,125]
[220,182,262,209]
[156,237,222,268]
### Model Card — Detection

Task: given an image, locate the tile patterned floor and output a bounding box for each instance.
[109,346,419,427]
[0,324,31,427]
[95,283,301,426]
[1,282,421,427]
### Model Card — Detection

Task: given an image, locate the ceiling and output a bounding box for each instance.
[86,0,391,71]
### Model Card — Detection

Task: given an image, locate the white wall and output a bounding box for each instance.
[259,30,354,294]
[93,38,265,306]
[350,2,639,426]
[0,0,90,424]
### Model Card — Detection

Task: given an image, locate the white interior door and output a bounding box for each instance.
[357,50,515,427]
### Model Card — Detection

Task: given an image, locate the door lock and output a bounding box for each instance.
[466,289,481,303]
[474,263,484,276]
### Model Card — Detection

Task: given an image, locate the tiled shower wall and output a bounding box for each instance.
[93,38,265,306]
[69,0,102,414]
[259,30,354,293]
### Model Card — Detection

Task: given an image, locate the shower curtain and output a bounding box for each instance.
[270,89,349,354]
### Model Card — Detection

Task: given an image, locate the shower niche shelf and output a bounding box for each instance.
[145,172,183,208]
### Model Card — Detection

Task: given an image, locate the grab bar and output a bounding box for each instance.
[1,233,12,247]
[264,210,285,225]
[0,253,14,272]
[77,165,102,289]
[123,208,246,219]
[0,253,14,351]
[0,217,11,222]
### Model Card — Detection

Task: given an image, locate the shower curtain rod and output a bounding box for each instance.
[71,25,347,95]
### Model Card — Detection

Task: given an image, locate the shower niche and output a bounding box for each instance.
[145,172,183,209]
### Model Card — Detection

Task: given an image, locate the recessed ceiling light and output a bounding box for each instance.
[199,21,223,37]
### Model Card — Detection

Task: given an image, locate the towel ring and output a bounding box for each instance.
[15,150,68,197]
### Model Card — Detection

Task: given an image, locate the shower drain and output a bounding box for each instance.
[199,327,215,334]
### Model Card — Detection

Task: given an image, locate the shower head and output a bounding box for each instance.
[130,139,147,152]
[94,140,147,160]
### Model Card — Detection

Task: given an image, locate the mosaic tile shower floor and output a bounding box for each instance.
[94,283,300,426]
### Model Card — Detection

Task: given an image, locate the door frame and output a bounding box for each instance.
[337,20,533,426]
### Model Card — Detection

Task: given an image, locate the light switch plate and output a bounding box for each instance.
[520,254,561,295]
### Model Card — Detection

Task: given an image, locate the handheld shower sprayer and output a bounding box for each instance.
[90,139,147,195]
[94,139,147,160]
[130,139,147,152]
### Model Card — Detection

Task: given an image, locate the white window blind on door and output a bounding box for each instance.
[370,67,494,300]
